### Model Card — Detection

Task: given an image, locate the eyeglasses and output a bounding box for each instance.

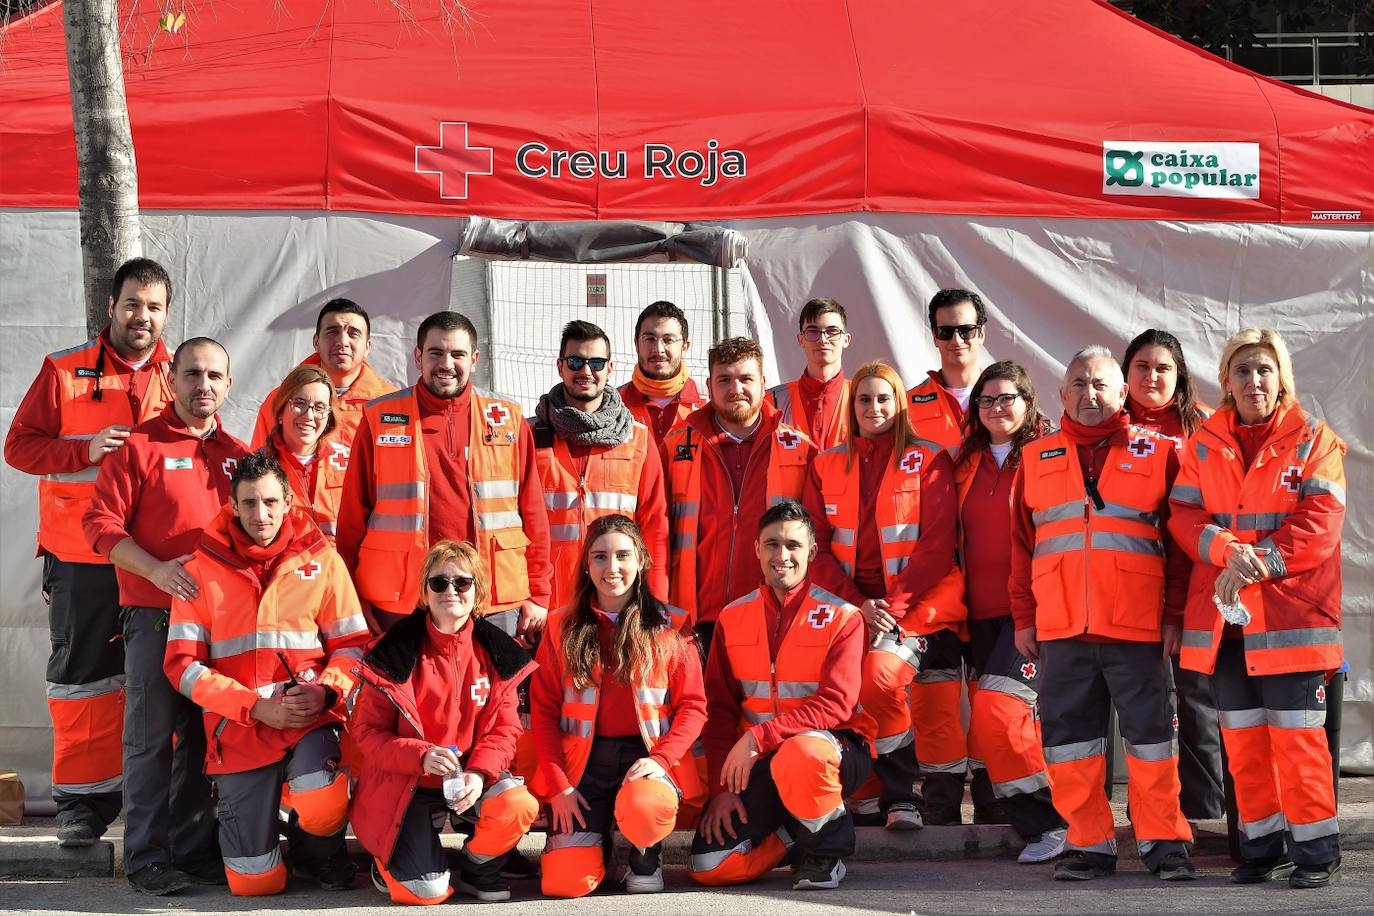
[934,324,984,342]
[801,326,846,342]
[426,574,476,595]
[559,356,609,372]
[287,398,330,418]
[975,393,1022,410]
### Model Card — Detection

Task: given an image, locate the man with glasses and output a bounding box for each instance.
[531,320,669,610]
[766,297,852,450]
[619,301,706,463]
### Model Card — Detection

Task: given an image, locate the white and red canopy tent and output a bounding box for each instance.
[2,0,1371,803]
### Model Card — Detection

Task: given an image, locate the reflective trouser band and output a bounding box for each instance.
[46,675,124,699]
[545,830,603,852]
[1043,738,1106,764]
[691,838,752,873]
[1123,739,1177,762]
[978,674,1037,705]
[288,770,336,792]
[874,731,914,755]
[1068,839,1118,856]
[53,775,123,795]
[992,772,1049,798]
[225,848,281,875]
[792,801,846,834]
[1239,811,1288,840]
[1290,816,1339,842]
[920,759,968,774]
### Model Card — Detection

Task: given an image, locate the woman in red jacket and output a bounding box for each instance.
[1169,328,1346,889]
[1122,328,1224,823]
[259,364,349,540]
[953,361,1064,864]
[350,540,539,905]
[530,514,706,897]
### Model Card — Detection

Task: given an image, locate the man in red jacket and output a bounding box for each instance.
[83,337,248,896]
[4,258,174,847]
[618,301,706,462]
[765,297,851,450]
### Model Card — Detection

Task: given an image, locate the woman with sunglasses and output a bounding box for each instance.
[953,361,1066,864]
[529,514,706,897]
[351,540,539,905]
[259,364,350,541]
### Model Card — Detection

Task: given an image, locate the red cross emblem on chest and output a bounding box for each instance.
[485,403,508,427]
[900,449,923,474]
[470,676,491,706]
[913,636,929,653]
[1315,685,1326,703]
[1020,661,1037,679]
[1128,436,1155,458]
[296,561,321,580]
[1281,465,1303,494]
[222,457,238,478]
[777,429,800,450]
[327,442,350,473]
[806,604,835,628]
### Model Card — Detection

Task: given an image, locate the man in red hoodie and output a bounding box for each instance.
[83,337,248,896]
[766,297,851,451]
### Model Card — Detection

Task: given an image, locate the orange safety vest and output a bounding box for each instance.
[619,381,705,440]
[531,607,706,805]
[39,337,173,563]
[355,386,531,614]
[813,440,966,636]
[532,420,652,610]
[1173,405,1346,675]
[717,584,876,744]
[267,433,350,541]
[766,377,850,450]
[663,420,811,626]
[1020,426,1171,642]
[906,373,964,451]
[251,356,398,449]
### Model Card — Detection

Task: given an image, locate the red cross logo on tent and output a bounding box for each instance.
[1315,685,1326,703]
[777,429,800,450]
[1128,436,1156,458]
[1281,465,1303,493]
[222,457,238,479]
[900,449,922,474]
[415,122,493,200]
[1020,661,1037,679]
[807,604,835,629]
[327,442,350,473]
[470,676,491,706]
[296,561,321,580]
[485,403,509,427]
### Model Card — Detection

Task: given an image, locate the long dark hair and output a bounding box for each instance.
[560,515,674,689]
[1121,329,1207,436]
[954,361,1052,470]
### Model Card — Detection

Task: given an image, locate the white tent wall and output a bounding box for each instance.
[1,208,1369,810]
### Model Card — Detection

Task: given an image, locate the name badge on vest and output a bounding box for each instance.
[379,412,409,426]
[75,367,101,379]
[674,443,695,462]
[377,434,413,446]
[164,457,193,470]
[911,392,937,404]
[1039,447,1067,460]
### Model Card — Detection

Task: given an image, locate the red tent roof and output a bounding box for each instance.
[3,0,1372,223]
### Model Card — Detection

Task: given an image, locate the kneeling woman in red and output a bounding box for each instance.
[531,514,707,897]
[350,540,539,905]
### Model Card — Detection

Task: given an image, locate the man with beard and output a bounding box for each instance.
[336,311,551,639]
[83,337,248,895]
[618,301,706,463]
[766,297,852,451]
[5,258,176,851]
[663,337,814,649]
[531,320,669,610]
[250,298,397,448]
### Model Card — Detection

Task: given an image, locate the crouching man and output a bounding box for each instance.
[690,500,875,891]
[163,452,368,894]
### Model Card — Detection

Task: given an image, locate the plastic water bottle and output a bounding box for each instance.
[441,745,465,809]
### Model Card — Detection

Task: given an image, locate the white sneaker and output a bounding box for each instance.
[625,865,664,894]
[885,803,924,831]
[1018,827,1068,864]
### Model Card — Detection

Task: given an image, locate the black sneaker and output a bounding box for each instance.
[127,863,192,896]
[1290,858,1341,889]
[498,849,540,880]
[792,855,846,890]
[1230,855,1296,884]
[1053,850,1116,881]
[371,860,389,895]
[456,871,512,902]
[1152,851,1197,881]
[292,846,357,891]
[176,856,229,886]
[56,820,98,848]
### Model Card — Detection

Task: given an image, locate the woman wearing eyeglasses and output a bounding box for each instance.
[529,514,706,897]
[259,365,350,541]
[350,540,540,905]
[953,361,1066,864]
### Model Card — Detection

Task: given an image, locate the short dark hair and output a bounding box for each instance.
[798,297,846,333]
[416,311,478,351]
[927,288,987,329]
[559,320,611,357]
[171,336,229,372]
[110,258,173,306]
[315,298,371,337]
[757,498,815,540]
[231,449,289,501]
[634,301,689,341]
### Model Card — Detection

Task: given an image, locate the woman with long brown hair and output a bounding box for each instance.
[259,364,349,539]
[529,514,706,897]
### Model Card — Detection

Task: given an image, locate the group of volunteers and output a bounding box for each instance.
[4,256,1346,902]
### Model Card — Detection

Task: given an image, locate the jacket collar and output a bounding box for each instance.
[363,607,533,685]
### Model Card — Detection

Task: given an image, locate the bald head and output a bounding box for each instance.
[1060,347,1126,427]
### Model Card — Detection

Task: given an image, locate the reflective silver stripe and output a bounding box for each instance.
[563,686,596,704]
[318,520,337,537]
[1095,502,1159,526]
[178,661,210,697]
[1170,485,1204,507]
[585,491,638,512]
[1219,708,1266,729]
[1032,501,1081,526]
[44,466,101,482]
[477,511,523,530]
[1255,537,1287,577]
[322,614,368,640]
[332,646,363,661]
[793,801,847,834]
[664,603,688,620]
[53,775,123,795]
[1269,708,1326,730]
[691,838,753,873]
[920,759,968,774]
[671,532,695,550]
[288,770,337,793]
[1290,815,1340,842]
[737,680,771,699]
[482,776,524,799]
[544,491,579,510]
[776,680,819,698]
[46,675,124,700]
[1296,437,1315,460]
[398,870,451,899]
[978,674,1037,705]
[670,501,698,519]
[224,847,282,876]
[743,708,774,724]
[1123,739,1177,761]
[880,523,920,543]
[1230,512,1289,532]
[1033,533,1084,557]
[1069,838,1117,856]
[1238,811,1287,840]
[473,479,519,499]
[209,630,322,659]
[1043,738,1105,764]
[1182,629,1212,649]
[1196,441,1210,461]
[377,481,424,500]
[367,512,424,532]
[642,717,673,738]
[915,667,961,684]
[545,830,603,851]
[1243,627,1341,651]
[885,557,909,576]
[807,584,852,608]
[1299,477,1345,505]
[548,524,582,543]
[559,716,593,737]
[838,561,854,576]
[1210,512,1234,529]
[831,527,856,547]
[635,687,668,705]
[872,630,923,671]
[1090,532,1164,556]
[1198,523,1223,559]
[992,772,1049,798]
[874,731,914,754]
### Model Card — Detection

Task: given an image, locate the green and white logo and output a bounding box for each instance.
[1102,142,1259,199]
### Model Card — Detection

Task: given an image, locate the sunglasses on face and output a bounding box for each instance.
[559,356,609,372]
[426,574,476,595]
[934,323,984,342]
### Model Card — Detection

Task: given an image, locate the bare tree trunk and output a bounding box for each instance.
[62,0,140,337]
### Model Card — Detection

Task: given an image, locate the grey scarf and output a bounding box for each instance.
[535,383,635,448]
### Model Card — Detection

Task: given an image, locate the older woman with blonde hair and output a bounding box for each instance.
[259,364,349,539]
[1169,328,1347,889]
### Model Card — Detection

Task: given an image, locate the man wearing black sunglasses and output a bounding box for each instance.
[766,297,852,451]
